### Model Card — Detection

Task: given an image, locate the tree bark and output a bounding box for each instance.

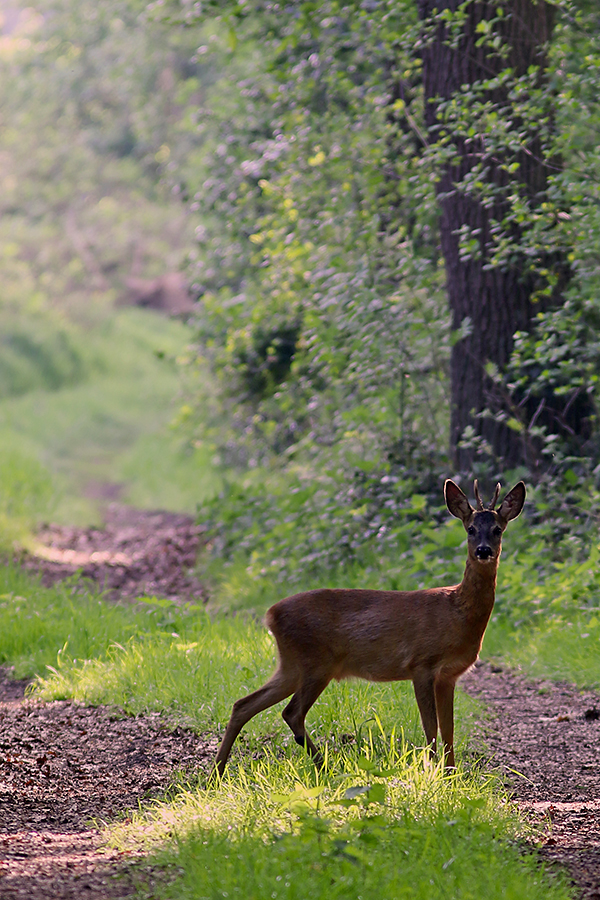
[417,0,579,469]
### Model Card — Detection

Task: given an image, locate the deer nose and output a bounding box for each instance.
[475,545,493,560]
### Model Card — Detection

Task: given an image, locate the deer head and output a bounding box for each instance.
[445,479,526,563]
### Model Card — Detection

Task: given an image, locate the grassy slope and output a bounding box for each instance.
[0,306,220,532]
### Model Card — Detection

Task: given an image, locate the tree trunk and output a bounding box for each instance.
[417,0,579,469]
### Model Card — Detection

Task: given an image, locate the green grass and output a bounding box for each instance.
[0,564,169,678]
[141,761,568,900]
[479,538,600,688]
[484,612,600,688]
[0,435,57,549]
[0,306,221,529]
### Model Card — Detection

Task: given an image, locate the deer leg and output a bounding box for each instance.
[412,672,438,756]
[282,676,331,767]
[215,671,295,776]
[434,678,456,768]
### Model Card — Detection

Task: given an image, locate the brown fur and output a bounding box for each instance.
[215,479,525,774]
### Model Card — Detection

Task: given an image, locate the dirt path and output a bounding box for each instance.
[2,671,599,900]
[0,670,218,899]
[7,508,600,898]
[21,504,207,604]
[462,662,600,899]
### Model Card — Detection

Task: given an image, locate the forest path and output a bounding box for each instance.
[4,509,600,898]
[0,672,218,899]
[462,662,600,900]
[20,503,207,605]
[3,662,598,900]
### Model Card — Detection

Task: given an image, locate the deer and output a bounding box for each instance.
[215,478,525,776]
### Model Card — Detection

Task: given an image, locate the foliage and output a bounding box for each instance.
[137,1,600,596]
[470,298,600,483]
[155,0,449,472]
[198,462,465,612]
[166,0,600,462]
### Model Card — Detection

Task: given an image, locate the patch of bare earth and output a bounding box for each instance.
[463,662,600,899]
[20,504,207,604]
[1,505,216,898]
[0,670,218,899]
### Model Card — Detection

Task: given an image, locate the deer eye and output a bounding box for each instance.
[467,526,476,536]
[493,525,502,536]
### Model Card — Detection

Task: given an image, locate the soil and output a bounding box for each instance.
[0,670,218,899]
[20,504,207,604]
[4,506,600,898]
[462,662,600,899]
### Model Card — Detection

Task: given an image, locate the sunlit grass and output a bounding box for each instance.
[106,748,570,900]
[110,743,507,850]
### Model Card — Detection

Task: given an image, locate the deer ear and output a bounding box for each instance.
[444,480,474,523]
[497,481,526,523]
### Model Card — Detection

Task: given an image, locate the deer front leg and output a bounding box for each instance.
[412,672,438,757]
[434,678,456,768]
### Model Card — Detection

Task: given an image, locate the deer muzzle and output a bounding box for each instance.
[475,545,494,560]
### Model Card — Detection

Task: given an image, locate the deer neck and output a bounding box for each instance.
[455,555,499,625]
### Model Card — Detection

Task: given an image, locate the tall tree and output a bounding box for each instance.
[417,0,590,468]
[170,0,600,478]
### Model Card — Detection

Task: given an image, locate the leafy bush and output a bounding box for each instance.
[166,2,600,607]
[199,461,472,613]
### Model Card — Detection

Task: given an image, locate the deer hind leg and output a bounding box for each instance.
[281,675,331,767]
[412,672,438,757]
[434,678,456,768]
[215,670,295,776]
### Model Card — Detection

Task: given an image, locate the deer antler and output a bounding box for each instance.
[473,480,485,511]
[489,483,501,510]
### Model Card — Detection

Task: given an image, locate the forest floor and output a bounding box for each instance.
[1,506,599,899]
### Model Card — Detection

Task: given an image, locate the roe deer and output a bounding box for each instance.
[215,479,525,775]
